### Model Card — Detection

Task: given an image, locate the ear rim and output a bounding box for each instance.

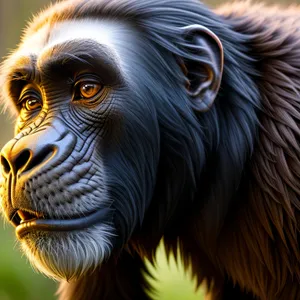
[179,24,224,112]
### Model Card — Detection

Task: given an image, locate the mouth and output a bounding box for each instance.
[12,208,111,239]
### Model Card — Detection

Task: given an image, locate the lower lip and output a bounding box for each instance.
[16,208,111,239]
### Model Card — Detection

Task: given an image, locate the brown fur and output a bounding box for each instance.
[213,3,300,298]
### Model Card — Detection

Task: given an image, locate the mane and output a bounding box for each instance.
[212,2,300,296]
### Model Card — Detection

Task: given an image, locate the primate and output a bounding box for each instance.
[0,0,300,299]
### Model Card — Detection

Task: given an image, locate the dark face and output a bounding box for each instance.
[0,5,224,280]
[0,19,160,280]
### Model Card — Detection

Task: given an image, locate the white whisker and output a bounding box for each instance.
[20,224,115,281]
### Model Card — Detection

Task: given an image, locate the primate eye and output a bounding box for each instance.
[79,83,102,99]
[73,77,104,102]
[18,87,42,112]
[24,98,42,111]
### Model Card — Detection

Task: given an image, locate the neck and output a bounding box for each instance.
[130,8,262,252]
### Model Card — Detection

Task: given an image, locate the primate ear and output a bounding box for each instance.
[179,24,224,112]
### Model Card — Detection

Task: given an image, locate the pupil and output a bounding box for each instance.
[83,84,93,94]
[25,98,40,111]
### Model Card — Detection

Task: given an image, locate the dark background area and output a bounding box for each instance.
[0,1,299,299]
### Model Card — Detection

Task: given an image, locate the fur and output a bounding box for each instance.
[1,0,300,299]
[21,224,114,281]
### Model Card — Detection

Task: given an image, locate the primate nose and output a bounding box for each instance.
[0,119,76,178]
[0,136,55,177]
[1,144,54,176]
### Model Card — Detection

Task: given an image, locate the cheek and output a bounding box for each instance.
[15,110,48,134]
[98,108,124,155]
[99,96,160,165]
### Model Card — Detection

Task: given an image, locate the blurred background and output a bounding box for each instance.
[0,0,299,299]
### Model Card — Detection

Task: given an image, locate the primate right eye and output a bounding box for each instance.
[22,97,42,111]
[18,86,42,112]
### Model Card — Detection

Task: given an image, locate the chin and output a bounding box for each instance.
[19,224,115,281]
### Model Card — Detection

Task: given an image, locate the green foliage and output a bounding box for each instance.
[0,227,56,300]
[146,244,205,300]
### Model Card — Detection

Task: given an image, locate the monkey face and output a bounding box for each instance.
[0,0,224,283]
[0,19,161,281]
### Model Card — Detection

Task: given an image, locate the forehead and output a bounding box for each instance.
[0,18,144,114]
[14,18,136,68]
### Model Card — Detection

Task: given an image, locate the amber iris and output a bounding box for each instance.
[25,98,42,111]
[79,83,102,99]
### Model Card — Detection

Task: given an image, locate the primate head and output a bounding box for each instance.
[0,0,226,281]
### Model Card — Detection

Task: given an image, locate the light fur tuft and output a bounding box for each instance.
[20,224,114,281]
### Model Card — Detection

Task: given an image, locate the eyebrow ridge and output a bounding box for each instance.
[37,39,120,72]
[7,55,38,83]
[4,39,122,107]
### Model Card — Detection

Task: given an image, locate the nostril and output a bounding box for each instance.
[23,146,54,174]
[1,141,56,176]
[1,155,11,174]
[15,150,31,173]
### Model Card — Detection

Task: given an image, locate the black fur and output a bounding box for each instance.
[1,0,300,299]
